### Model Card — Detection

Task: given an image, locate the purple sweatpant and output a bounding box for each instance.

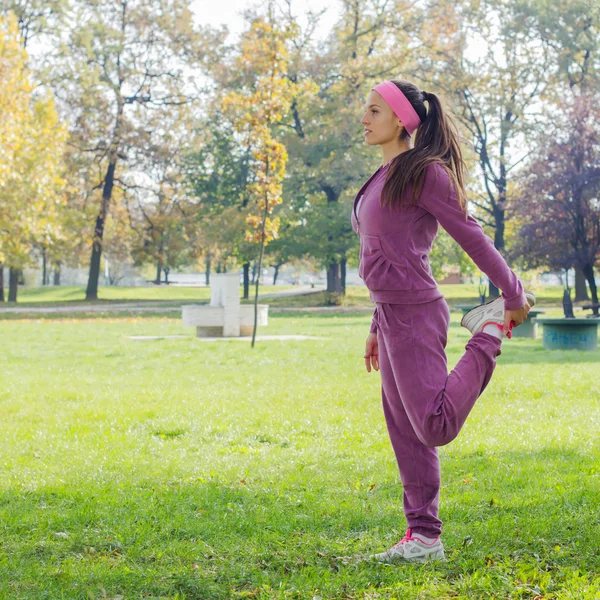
[373,298,502,538]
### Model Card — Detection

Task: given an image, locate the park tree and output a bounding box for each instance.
[45,143,102,285]
[124,104,197,284]
[0,1,68,50]
[184,114,259,295]
[221,11,312,346]
[47,0,216,300]
[131,204,190,285]
[510,93,600,314]
[0,14,67,302]
[280,0,423,299]
[415,0,553,297]
[512,0,600,299]
[513,0,600,97]
[429,228,476,282]
[290,197,357,296]
[263,211,309,285]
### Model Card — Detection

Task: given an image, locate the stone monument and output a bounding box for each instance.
[182,273,269,337]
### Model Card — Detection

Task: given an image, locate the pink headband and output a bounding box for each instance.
[372,81,421,136]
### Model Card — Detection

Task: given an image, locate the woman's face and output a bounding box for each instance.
[360,90,403,146]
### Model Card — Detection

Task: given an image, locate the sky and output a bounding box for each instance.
[189,0,342,42]
[189,0,489,60]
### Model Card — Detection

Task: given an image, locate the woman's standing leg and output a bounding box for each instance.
[378,334,442,538]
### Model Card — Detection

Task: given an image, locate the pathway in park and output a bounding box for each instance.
[0,301,181,314]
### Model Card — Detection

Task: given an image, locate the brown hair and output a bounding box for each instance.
[379,79,468,211]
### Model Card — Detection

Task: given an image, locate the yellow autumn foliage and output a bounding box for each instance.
[221,17,317,245]
[0,13,68,266]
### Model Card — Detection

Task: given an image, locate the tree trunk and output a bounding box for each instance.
[86,159,117,300]
[163,267,170,284]
[154,237,165,284]
[488,203,506,299]
[0,262,4,302]
[53,263,61,285]
[243,262,250,299]
[326,262,342,294]
[42,247,48,285]
[574,267,589,301]
[205,254,211,286]
[323,184,345,297]
[273,264,280,285]
[155,260,162,284]
[340,257,347,293]
[8,267,18,302]
[582,263,599,316]
[488,281,499,298]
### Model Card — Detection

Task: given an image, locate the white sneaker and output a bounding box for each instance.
[460,291,536,338]
[370,529,446,564]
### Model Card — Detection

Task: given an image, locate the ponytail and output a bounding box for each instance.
[380,80,468,211]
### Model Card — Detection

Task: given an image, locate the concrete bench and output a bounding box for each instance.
[533,317,600,351]
[182,273,269,337]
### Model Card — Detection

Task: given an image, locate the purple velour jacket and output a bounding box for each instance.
[350,161,526,334]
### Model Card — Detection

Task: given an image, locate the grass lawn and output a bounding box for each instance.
[1,311,599,599]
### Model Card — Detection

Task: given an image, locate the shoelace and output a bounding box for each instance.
[392,528,415,548]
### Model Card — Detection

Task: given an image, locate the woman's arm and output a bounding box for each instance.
[420,164,526,311]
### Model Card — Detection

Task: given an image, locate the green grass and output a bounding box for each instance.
[0,311,599,598]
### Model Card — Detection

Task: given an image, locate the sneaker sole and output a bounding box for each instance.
[372,548,447,564]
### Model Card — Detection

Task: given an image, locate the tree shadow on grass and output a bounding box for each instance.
[0,448,598,599]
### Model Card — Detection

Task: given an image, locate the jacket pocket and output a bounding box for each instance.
[359,234,410,290]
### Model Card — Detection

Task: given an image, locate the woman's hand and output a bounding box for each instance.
[364,332,379,372]
[504,301,531,336]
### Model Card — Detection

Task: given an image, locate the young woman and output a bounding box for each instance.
[351,79,534,563]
